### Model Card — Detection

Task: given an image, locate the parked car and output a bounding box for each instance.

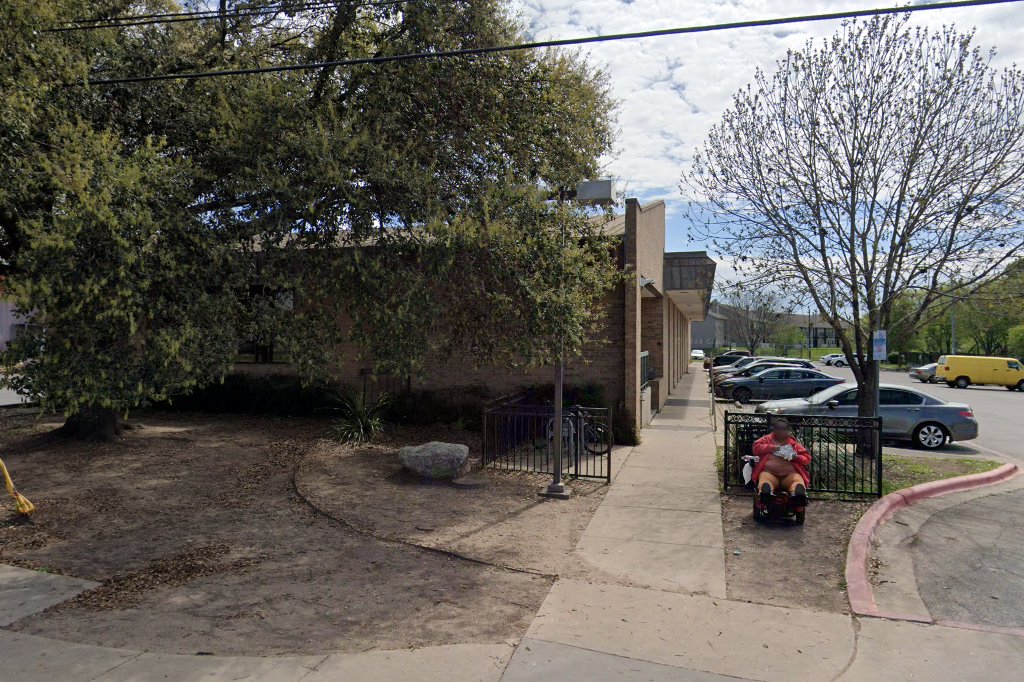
[820,353,844,365]
[909,363,937,383]
[712,358,815,385]
[935,355,1024,390]
[707,350,752,369]
[691,349,706,361]
[755,383,978,450]
[716,367,845,403]
[711,355,793,378]
[827,353,867,367]
[712,361,821,394]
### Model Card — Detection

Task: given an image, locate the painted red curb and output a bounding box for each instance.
[846,462,1021,619]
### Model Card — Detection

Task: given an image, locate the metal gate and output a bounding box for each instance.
[723,411,882,498]
[483,401,612,483]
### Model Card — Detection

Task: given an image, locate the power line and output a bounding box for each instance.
[48,0,404,32]
[85,0,1024,86]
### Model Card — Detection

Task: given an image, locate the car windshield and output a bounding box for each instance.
[806,383,852,404]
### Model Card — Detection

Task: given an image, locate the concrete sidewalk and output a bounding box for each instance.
[503,369,1024,681]
[571,371,726,597]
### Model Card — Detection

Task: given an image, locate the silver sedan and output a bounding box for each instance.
[755,383,979,450]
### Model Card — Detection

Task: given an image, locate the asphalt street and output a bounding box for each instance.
[912,487,1024,629]
[821,364,1024,463]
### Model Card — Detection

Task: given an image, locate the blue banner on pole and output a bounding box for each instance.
[872,330,887,359]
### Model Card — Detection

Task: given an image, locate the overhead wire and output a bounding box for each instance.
[48,0,406,32]
[75,0,1024,85]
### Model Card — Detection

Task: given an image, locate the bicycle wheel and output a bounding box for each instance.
[583,422,612,456]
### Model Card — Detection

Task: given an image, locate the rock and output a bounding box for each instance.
[398,442,470,480]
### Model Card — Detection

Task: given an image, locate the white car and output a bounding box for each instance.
[691,349,706,361]
[820,353,844,366]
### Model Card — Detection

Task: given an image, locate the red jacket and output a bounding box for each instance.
[751,434,812,486]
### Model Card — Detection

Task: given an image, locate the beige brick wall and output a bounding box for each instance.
[235,198,687,437]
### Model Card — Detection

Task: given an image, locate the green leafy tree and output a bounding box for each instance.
[1008,325,1024,360]
[2,123,240,439]
[1,1,619,437]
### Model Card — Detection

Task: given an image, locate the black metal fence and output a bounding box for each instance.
[723,411,882,498]
[483,402,612,482]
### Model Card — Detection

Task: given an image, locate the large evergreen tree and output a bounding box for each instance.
[1,1,619,437]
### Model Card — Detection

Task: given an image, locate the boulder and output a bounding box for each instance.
[398,442,470,480]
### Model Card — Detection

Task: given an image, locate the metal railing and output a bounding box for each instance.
[640,351,651,388]
[483,401,612,482]
[723,411,882,498]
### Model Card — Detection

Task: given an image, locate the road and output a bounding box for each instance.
[821,364,1023,463]
[911,486,1024,629]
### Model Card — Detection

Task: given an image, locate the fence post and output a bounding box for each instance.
[875,419,883,497]
[723,410,730,491]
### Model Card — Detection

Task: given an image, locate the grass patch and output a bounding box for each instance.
[882,454,1002,496]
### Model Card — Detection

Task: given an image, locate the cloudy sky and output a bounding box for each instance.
[512,0,1024,256]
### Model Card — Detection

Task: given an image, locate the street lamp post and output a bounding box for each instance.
[540,180,615,500]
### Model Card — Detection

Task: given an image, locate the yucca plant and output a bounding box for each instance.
[330,391,391,444]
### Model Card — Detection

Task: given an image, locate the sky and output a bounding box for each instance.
[512,0,1024,268]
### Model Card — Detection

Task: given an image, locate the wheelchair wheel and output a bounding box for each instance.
[794,510,805,525]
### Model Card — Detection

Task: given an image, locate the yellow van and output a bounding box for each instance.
[936,355,1024,390]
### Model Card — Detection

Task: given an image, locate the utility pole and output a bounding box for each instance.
[950,307,958,354]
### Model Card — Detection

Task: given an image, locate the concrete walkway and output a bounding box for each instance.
[503,370,1024,681]
[572,373,726,597]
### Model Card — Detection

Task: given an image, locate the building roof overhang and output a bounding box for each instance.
[663,251,716,321]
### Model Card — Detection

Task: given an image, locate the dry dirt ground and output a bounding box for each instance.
[721,494,870,614]
[0,408,606,656]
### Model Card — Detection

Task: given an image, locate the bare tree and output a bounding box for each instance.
[684,15,1024,417]
[721,284,790,353]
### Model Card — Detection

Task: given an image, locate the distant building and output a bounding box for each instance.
[691,304,851,351]
[690,300,727,351]
[783,313,848,349]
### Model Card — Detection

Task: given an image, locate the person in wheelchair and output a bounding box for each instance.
[751,418,810,508]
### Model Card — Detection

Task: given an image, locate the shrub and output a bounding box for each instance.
[330,392,391,443]
[157,372,336,415]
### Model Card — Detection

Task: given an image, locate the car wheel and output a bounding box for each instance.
[928,376,937,384]
[913,423,948,450]
[945,381,956,388]
[955,376,970,389]
[1018,380,1024,392]
[733,387,752,404]
[834,359,846,367]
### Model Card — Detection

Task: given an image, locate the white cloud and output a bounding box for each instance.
[513,1,1024,248]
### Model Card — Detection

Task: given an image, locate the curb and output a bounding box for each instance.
[845,462,1021,620]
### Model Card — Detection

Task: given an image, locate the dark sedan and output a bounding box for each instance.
[716,367,845,403]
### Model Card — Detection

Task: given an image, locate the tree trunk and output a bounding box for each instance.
[58,407,123,442]
[856,364,880,459]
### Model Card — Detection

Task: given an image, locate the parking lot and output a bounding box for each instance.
[712,361,1023,464]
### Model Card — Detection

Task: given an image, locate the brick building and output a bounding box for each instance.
[241,199,715,434]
